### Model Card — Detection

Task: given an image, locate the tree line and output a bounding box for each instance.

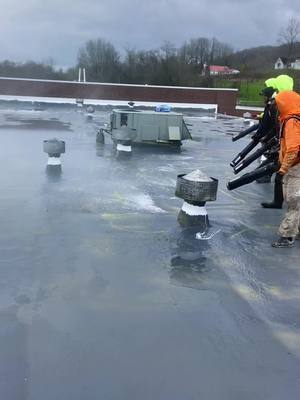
[0,37,233,86]
[0,60,68,80]
[77,37,233,85]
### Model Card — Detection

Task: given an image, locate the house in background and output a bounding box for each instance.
[274,57,288,69]
[274,57,300,70]
[208,65,240,76]
[291,58,300,69]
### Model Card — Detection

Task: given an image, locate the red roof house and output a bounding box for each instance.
[209,65,240,75]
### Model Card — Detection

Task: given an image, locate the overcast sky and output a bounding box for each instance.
[0,0,299,68]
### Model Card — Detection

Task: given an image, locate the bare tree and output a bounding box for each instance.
[278,17,300,63]
[183,38,210,69]
[78,38,120,82]
[159,41,180,85]
[209,38,233,64]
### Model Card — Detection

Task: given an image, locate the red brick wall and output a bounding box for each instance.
[0,77,238,115]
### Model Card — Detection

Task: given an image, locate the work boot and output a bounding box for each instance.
[272,237,295,248]
[261,173,283,209]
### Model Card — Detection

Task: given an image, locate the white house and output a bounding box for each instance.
[291,58,300,70]
[274,57,300,70]
[274,57,288,69]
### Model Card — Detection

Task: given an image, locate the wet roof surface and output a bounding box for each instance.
[0,104,300,400]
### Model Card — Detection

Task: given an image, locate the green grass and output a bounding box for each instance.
[216,78,266,106]
[239,80,265,104]
[215,73,300,106]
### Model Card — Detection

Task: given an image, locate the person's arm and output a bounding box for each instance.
[279,119,300,175]
[254,106,273,139]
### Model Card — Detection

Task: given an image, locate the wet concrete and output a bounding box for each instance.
[0,105,300,400]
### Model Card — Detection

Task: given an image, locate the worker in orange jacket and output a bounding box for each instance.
[272,90,300,248]
[261,75,294,206]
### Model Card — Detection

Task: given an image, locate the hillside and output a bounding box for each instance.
[226,42,300,73]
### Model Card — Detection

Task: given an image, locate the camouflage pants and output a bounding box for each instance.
[278,163,300,238]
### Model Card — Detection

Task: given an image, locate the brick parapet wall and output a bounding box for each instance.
[0,77,239,115]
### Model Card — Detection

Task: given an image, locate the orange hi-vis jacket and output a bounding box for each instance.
[275,91,300,175]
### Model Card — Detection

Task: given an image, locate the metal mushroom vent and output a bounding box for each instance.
[175,169,218,228]
[86,105,95,114]
[112,127,133,155]
[43,138,65,166]
[86,105,95,120]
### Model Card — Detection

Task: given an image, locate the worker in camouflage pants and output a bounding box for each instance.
[278,164,300,239]
[272,90,300,248]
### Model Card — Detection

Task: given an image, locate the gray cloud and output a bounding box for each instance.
[0,0,300,67]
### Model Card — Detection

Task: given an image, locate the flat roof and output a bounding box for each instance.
[0,104,299,399]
